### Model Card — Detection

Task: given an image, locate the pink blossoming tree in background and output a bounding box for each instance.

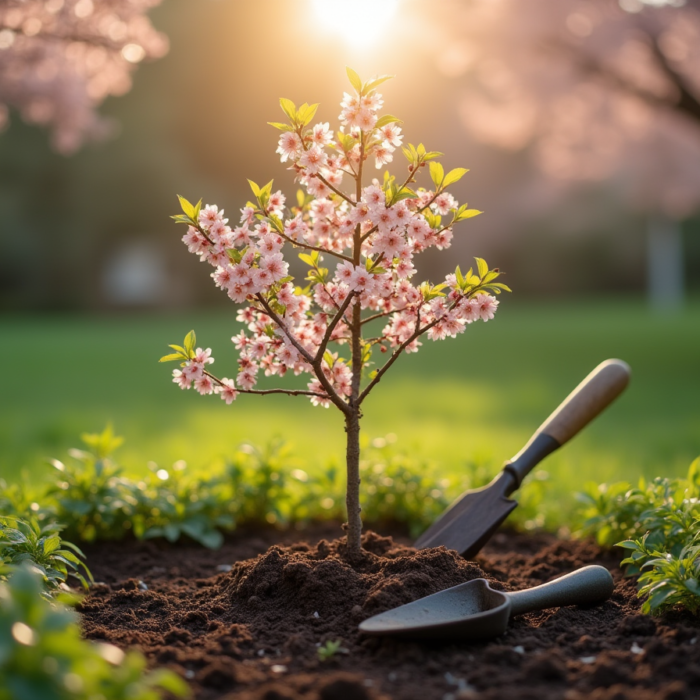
[161,69,509,558]
[433,0,700,306]
[0,0,167,153]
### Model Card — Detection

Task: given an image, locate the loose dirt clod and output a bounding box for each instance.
[79,527,700,700]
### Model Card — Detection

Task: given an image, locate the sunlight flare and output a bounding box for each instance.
[311,0,400,48]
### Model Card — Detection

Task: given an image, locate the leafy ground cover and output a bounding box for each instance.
[0,566,188,700]
[579,457,700,615]
[3,298,699,527]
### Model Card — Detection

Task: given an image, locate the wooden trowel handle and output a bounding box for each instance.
[504,359,630,490]
[537,359,630,445]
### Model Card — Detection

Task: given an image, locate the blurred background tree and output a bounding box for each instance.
[434,0,700,308]
[0,0,698,311]
[0,0,168,153]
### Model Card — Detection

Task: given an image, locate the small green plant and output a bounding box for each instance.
[0,518,92,592]
[578,457,700,615]
[0,566,189,700]
[576,457,700,552]
[619,529,700,614]
[225,440,293,527]
[359,438,452,538]
[133,461,233,549]
[317,639,347,661]
[45,426,136,543]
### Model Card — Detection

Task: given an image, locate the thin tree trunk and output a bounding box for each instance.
[344,404,362,558]
[343,134,365,559]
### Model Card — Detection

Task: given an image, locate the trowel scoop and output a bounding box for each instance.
[359,565,614,642]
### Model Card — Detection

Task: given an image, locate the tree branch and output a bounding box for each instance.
[361,307,403,325]
[254,293,350,414]
[545,35,700,128]
[315,173,356,206]
[313,291,356,364]
[277,230,352,262]
[359,300,458,404]
[254,293,314,365]
[204,371,327,399]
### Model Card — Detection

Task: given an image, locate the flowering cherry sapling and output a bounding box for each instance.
[161,68,510,558]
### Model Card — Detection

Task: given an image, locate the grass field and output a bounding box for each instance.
[2,298,699,522]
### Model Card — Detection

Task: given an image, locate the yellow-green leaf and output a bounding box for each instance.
[363,74,394,94]
[184,330,196,356]
[442,167,469,188]
[159,353,184,363]
[177,195,195,220]
[475,258,489,278]
[248,180,261,198]
[268,122,292,131]
[298,102,319,126]
[279,97,296,122]
[429,161,444,188]
[346,66,363,93]
[375,114,402,129]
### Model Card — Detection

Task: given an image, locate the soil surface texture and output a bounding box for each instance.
[79,525,700,700]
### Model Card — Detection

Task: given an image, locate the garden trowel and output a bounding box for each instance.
[359,565,614,641]
[415,359,630,558]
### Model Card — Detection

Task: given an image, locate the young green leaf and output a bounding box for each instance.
[429,161,444,188]
[442,167,469,188]
[248,180,261,198]
[184,330,196,356]
[159,353,185,363]
[346,66,363,93]
[475,258,489,278]
[177,195,196,220]
[268,122,293,131]
[279,97,296,122]
[375,114,403,129]
[457,209,482,221]
[298,102,320,126]
[363,74,394,93]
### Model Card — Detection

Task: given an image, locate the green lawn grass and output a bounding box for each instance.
[2,298,699,524]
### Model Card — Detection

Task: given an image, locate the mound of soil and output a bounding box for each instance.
[79,526,700,700]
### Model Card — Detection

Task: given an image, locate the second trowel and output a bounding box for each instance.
[415,358,630,558]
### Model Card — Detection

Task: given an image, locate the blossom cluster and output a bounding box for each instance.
[166,74,506,408]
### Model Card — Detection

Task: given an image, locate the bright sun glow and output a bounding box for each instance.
[312,0,400,48]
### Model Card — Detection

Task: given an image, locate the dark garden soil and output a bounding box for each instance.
[79,524,700,700]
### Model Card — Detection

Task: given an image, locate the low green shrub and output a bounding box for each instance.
[577,457,700,615]
[2,426,551,550]
[0,518,92,593]
[0,565,188,700]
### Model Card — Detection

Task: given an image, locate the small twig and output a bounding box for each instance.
[204,371,327,399]
[277,230,352,262]
[314,291,356,364]
[315,173,356,206]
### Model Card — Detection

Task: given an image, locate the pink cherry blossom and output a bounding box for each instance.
[194,375,215,395]
[237,368,257,390]
[298,146,328,174]
[349,266,375,293]
[363,185,385,211]
[474,293,499,321]
[172,369,191,390]
[374,143,394,169]
[379,123,403,148]
[218,378,238,404]
[277,132,302,162]
[193,348,215,365]
[311,122,333,147]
